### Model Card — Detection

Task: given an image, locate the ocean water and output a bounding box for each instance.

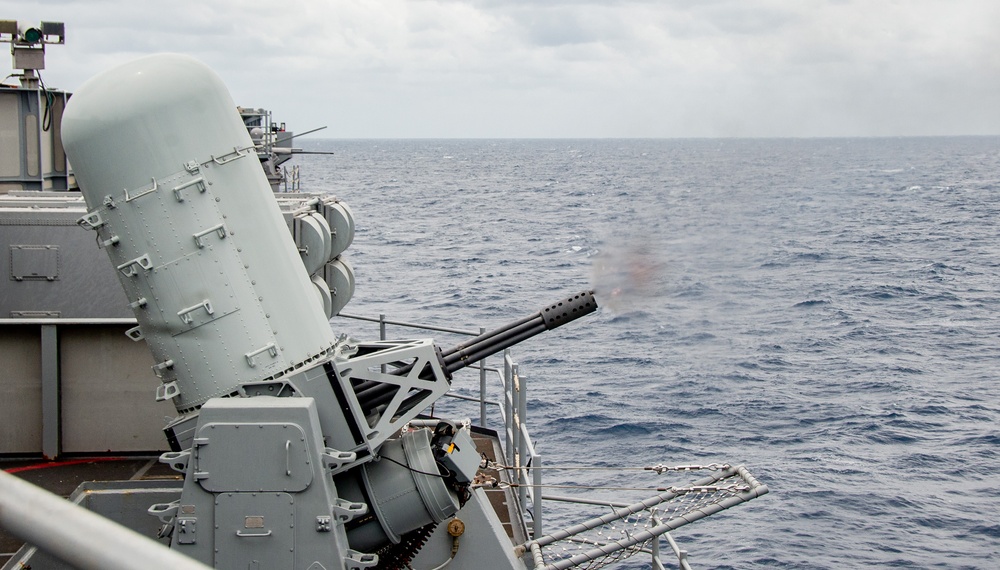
[297,137,1000,569]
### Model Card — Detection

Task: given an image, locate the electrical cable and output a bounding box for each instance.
[377,454,448,480]
[37,69,55,131]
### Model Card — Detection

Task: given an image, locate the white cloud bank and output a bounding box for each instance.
[4,0,999,137]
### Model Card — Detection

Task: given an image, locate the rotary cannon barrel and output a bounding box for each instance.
[440,289,597,374]
[355,291,597,411]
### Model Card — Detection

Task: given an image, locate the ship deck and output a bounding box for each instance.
[0,456,181,566]
[1,429,526,568]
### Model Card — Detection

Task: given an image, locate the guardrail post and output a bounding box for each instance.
[652,533,661,569]
[505,352,514,466]
[511,363,520,471]
[532,452,542,538]
[664,530,691,570]
[379,313,387,373]
[479,326,487,428]
[517,368,528,510]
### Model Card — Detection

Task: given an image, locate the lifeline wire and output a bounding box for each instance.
[475,480,750,494]
[486,462,731,474]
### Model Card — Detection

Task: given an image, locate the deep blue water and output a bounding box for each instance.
[297,137,1000,569]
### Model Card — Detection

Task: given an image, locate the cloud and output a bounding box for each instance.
[3,0,999,137]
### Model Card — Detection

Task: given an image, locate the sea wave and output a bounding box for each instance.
[302,136,1000,568]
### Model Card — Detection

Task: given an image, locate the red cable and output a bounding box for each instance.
[3,457,126,474]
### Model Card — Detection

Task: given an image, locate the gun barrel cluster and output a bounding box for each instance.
[441,290,597,374]
[353,291,597,413]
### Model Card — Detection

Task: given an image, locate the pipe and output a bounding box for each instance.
[0,469,212,570]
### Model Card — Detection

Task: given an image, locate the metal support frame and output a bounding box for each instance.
[334,338,452,454]
[516,368,528,512]
[40,323,59,458]
[342,313,549,542]
[0,87,71,192]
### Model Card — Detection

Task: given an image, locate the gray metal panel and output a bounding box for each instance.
[0,92,20,179]
[170,397,356,567]
[214,492,295,569]
[10,244,59,280]
[59,324,173,453]
[0,192,338,320]
[0,321,175,455]
[45,91,69,188]
[40,324,59,458]
[0,190,350,455]
[0,209,131,319]
[409,489,527,570]
[74,480,183,540]
[24,107,37,177]
[0,326,42,452]
[195,423,313,493]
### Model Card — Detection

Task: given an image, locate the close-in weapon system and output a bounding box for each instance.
[60,54,599,568]
[0,41,766,569]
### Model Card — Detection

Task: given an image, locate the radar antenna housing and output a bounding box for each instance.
[0,20,65,88]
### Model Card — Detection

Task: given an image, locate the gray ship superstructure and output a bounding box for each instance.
[0,22,766,570]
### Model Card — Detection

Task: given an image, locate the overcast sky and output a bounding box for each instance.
[3,0,999,138]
